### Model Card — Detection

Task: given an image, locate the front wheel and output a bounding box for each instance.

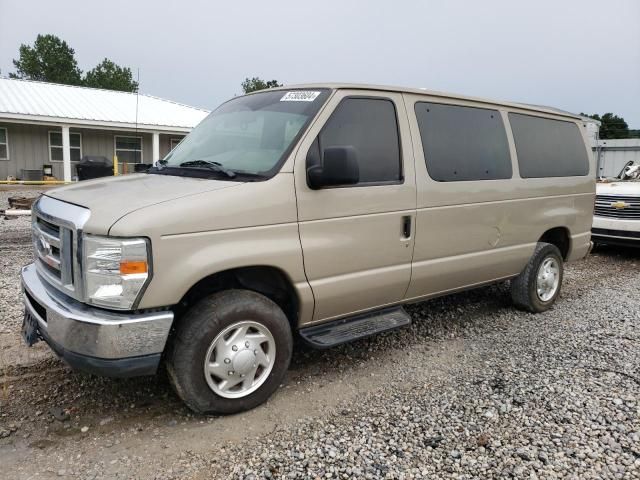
[167,290,292,414]
[511,242,564,313]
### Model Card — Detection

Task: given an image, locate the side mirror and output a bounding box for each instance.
[307,146,359,189]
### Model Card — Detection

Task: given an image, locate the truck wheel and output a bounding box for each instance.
[511,242,564,313]
[167,290,292,414]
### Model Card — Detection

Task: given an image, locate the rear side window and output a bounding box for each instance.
[508,113,589,178]
[317,97,402,184]
[415,102,512,182]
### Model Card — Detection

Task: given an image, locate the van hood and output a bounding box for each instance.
[46,174,242,234]
[596,181,640,196]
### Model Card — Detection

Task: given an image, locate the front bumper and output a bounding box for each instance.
[592,228,640,247]
[21,263,174,377]
[592,216,640,247]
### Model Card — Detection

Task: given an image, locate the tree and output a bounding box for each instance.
[10,35,138,93]
[581,112,630,139]
[10,34,83,85]
[241,77,282,94]
[84,59,138,92]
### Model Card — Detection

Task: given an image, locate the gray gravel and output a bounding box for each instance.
[0,189,41,336]
[194,248,640,480]
[1,198,639,479]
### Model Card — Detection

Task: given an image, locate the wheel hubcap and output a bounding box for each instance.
[536,257,560,302]
[204,320,275,399]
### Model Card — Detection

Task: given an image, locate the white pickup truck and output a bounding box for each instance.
[593,161,640,247]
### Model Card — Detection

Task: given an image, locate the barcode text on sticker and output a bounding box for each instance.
[280,91,321,102]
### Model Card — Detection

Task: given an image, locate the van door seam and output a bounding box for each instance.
[400,92,419,299]
[292,167,317,324]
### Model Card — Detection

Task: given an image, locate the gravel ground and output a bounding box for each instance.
[0,189,50,369]
[0,189,49,367]
[0,198,638,479]
[0,188,41,246]
[196,247,640,480]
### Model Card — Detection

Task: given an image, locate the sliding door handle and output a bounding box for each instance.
[401,215,412,240]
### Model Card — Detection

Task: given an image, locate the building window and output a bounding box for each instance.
[49,131,82,162]
[170,138,183,150]
[115,136,143,163]
[0,128,8,160]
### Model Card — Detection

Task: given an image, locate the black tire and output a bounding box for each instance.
[511,242,564,313]
[166,290,293,414]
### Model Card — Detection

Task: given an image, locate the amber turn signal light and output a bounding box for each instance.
[119,261,148,275]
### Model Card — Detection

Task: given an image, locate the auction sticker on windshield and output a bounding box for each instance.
[280,91,321,102]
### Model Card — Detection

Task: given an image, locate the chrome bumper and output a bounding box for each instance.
[21,263,173,366]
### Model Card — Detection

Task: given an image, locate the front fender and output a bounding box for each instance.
[139,222,313,324]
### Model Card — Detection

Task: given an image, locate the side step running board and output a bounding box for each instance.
[299,306,411,349]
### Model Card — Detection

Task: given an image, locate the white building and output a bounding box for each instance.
[0,77,209,181]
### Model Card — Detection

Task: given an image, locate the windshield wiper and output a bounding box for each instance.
[178,160,236,178]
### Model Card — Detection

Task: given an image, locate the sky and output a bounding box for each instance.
[1,0,639,125]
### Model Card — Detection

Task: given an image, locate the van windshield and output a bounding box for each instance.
[150,89,330,180]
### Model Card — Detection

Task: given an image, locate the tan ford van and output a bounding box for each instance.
[21,84,595,413]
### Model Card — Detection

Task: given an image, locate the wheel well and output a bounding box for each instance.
[174,266,299,329]
[539,227,571,260]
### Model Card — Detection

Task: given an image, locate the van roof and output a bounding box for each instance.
[267,83,582,120]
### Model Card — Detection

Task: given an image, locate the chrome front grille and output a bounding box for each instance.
[33,215,72,286]
[594,194,640,219]
[32,196,90,301]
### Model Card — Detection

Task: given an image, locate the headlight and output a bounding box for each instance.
[83,235,151,310]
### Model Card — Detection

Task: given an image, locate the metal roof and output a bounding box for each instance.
[0,77,209,132]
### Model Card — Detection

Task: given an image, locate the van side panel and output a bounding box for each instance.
[403,93,595,301]
[407,194,591,299]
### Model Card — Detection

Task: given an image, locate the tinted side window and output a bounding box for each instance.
[509,113,589,178]
[415,102,512,182]
[318,98,401,184]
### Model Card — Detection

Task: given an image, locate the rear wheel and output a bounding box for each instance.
[167,290,292,414]
[511,242,563,313]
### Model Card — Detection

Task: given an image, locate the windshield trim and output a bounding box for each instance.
[150,88,333,182]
